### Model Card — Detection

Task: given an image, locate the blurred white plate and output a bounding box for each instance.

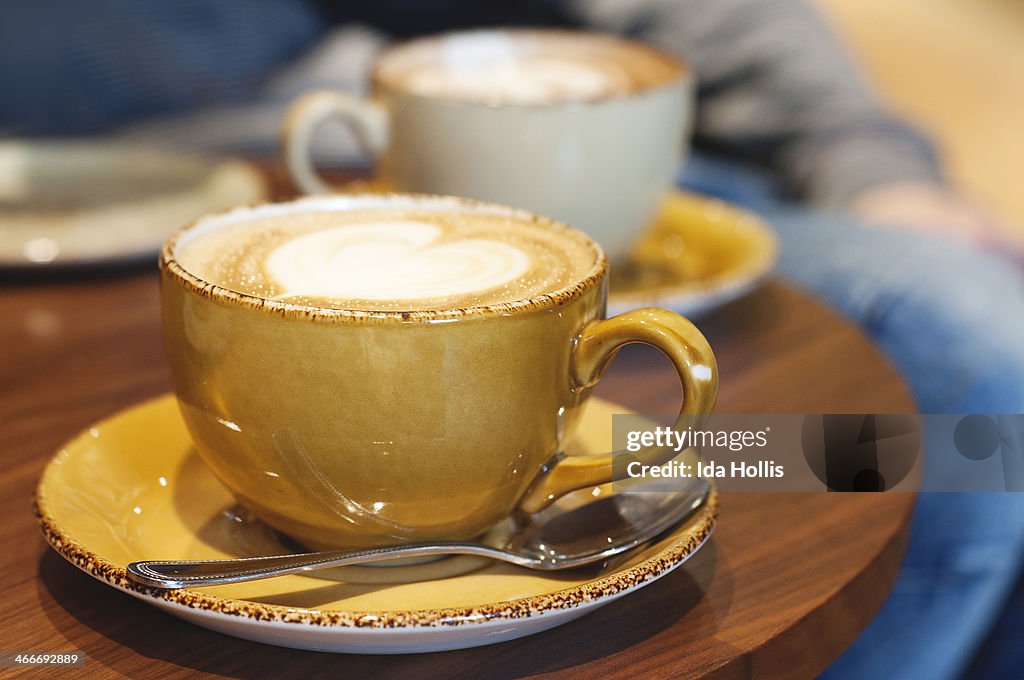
[0,140,267,268]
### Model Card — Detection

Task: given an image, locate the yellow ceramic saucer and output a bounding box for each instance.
[344,179,777,318]
[35,395,716,654]
[606,191,778,317]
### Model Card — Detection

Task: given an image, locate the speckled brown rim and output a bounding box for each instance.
[33,405,716,629]
[370,28,693,108]
[159,193,608,323]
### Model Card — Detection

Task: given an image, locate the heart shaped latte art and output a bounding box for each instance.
[265,221,531,302]
[405,56,630,104]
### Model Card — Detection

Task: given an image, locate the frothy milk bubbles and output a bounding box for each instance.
[176,208,596,312]
[265,221,531,302]
[375,31,684,105]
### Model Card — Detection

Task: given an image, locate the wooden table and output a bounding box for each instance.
[0,259,916,678]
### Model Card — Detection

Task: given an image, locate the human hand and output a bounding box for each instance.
[851,182,1024,266]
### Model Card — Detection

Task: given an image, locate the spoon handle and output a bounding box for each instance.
[127,542,526,589]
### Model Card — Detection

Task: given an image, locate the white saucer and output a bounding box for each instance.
[0,140,267,268]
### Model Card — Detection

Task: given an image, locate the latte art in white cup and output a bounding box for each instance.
[400,57,627,105]
[375,30,684,105]
[397,53,635,105]
[175,202,597,312]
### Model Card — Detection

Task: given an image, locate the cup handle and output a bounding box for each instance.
[517,308,718,514]
[282,90,389,194]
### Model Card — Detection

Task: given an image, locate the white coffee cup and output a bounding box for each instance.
[282,29,693,262]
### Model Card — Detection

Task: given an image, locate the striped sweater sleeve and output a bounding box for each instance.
[567,0,945,207]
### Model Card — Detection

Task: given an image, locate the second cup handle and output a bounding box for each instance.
[517,308,718,514]
[282,90,389,194]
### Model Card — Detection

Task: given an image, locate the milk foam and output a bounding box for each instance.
[403,56,630,104]
[265,221,531,301]
[376,31,685,105]
[175,208,596,312]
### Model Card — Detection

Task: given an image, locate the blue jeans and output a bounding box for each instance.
[681,155,1024,679]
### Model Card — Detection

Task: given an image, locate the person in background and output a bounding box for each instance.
[3,1,1022,677]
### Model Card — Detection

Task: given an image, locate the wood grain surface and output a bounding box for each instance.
[0,263,916,679]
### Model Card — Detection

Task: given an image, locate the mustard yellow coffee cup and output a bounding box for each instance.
[159,194,717,549]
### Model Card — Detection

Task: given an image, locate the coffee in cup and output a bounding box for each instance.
[161,194,716,549]
[373,30,683,105]
[175,206,592,312]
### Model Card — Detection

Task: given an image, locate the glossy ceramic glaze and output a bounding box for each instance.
[159,194,717,549]
[35,395,717,653]
[282,30,693,263]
